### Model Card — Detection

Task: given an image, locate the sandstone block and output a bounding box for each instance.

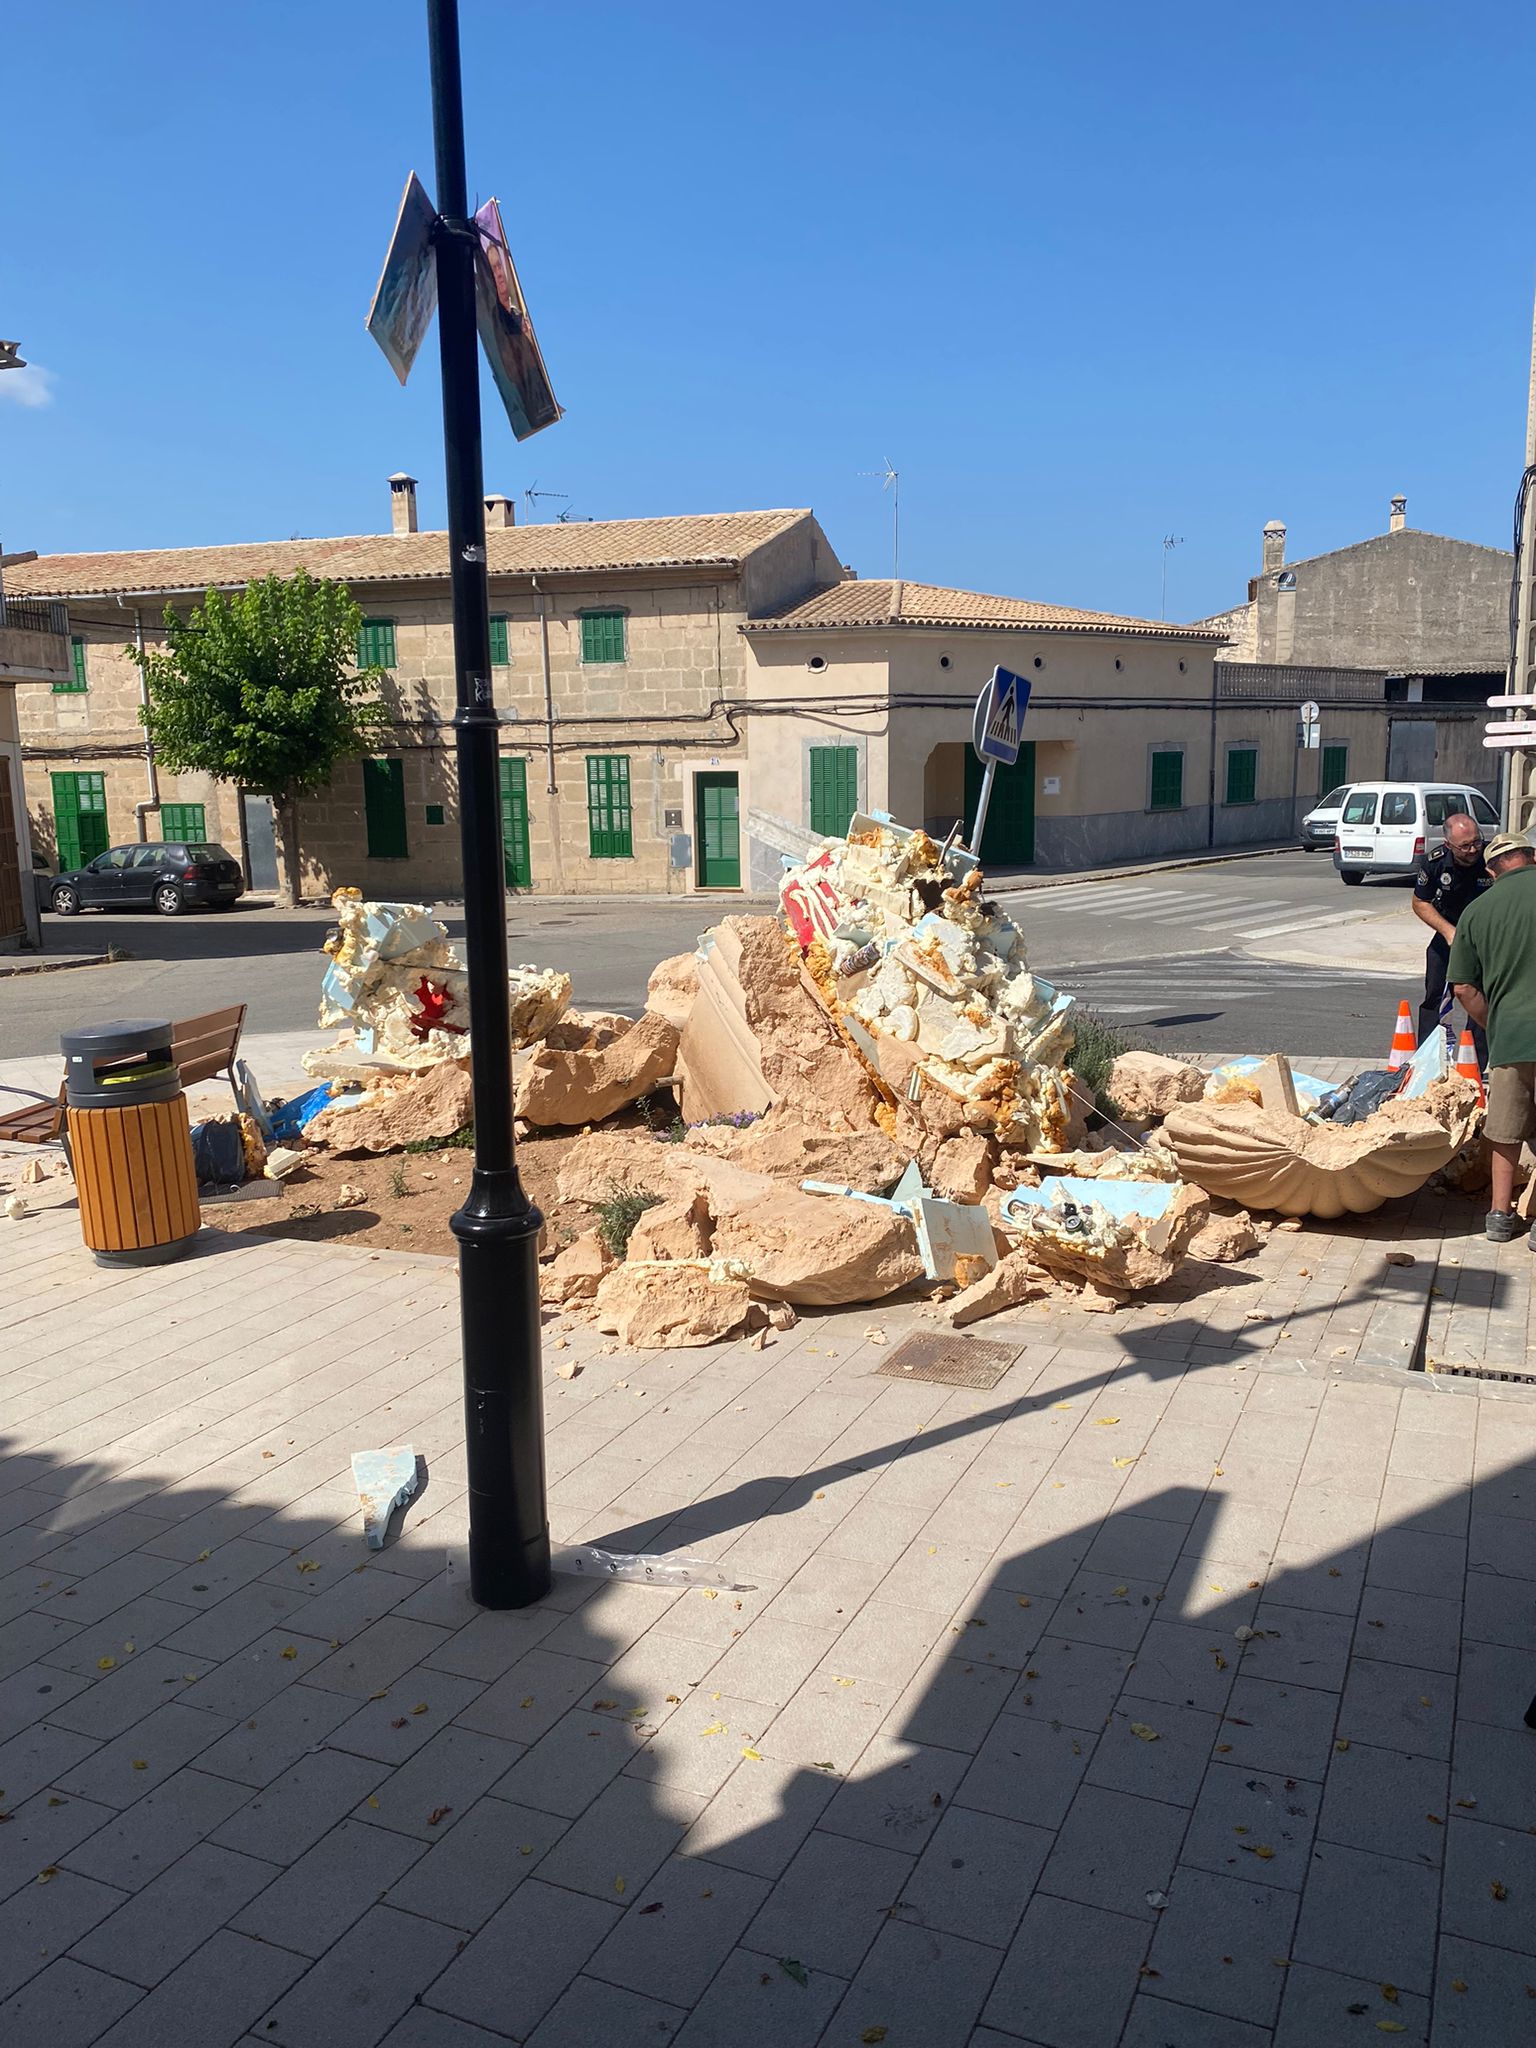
[628,1190,713,1262]
[711,1187,924,1307]
[646,952,700,1032]
[1106,1051,1207,1120]
[683,1113,906,1193]
[592,1261,753,1348]
[517,1011,679,1128]
[930,1131,995,1202]
[946,1251,1046,1326]
[305,1059,472,1155]
[539,1229,613,1304]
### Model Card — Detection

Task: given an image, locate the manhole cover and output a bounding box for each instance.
[1425,1362,1536,1386]
[874,1331,1022,1390]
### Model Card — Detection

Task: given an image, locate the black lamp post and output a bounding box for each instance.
[426,0,551,1609]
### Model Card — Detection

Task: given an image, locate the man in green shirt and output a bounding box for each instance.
[1448,830,1536,1240]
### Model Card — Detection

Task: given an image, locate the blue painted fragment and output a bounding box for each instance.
[350,1446,419,1549]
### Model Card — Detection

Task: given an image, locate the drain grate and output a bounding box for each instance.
[1425,1362,1536,1385]
[874,1331,1023,1390]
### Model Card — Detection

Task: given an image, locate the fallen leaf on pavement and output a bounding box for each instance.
[700,1723,727,1737]
[1490,1880,1508,1900]
[1130,1722,1160,1742]
[1112,1455,1141,1468]
[614,1877,626,1894]
[640,1900,664,1915]
[862,2030,889,2044]
[741,1746,764,1761]
[1094,1417,1120,1427]
[35,1867,58,1884]
[426,1806,451,1826]
[778,1958,809,1987]
[96,1656,115,1671]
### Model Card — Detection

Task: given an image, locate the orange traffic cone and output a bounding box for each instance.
[1455,1029,1486,1105]
[1387,999,1416,1072]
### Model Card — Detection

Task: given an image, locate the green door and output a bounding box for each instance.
[363,759,408,858]
[499,757,531,888]
[695,772,741,888]
[51,772,109,871]
[963,741,1035,864]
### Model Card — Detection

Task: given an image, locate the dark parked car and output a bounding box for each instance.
[48,842,245,917]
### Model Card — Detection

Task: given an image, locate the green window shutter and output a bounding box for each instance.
[54,636,89,692]
[586,755,633,858]
[357,618,397,669]
[52,771,107,869]
[500,756,531,887]
[1149,750,1183,811]
[159,803,207,842]
[1224,748,1257,805]
[489,615,510,666]
[809,746,859,837]
[1320,743,1348,792]
[580,610,627,665]
[363,758,409,858]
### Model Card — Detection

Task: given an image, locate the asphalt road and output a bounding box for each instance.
[1,852,1418,1062]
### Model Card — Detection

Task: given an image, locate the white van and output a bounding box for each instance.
[1332,782,1500,884]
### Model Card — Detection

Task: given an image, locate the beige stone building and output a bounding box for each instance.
[11,481,1264,898]
[0,569,69,948]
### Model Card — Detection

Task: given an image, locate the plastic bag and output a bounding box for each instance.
[189,1118,249,1186]
[551,1545,750,1590]
[267,1083,337,1142]
[1318,1069,1402,1126]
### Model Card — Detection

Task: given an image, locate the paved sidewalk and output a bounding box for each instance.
[1,1151,1534,2048]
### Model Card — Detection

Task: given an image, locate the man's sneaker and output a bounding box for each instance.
[1486,1210,1524,1243]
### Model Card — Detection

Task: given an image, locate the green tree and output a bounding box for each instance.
[130,571,392,905]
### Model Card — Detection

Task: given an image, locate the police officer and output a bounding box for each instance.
[1412,811,1489,1058]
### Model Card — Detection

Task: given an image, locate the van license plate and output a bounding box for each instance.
[1340,846,1372,861]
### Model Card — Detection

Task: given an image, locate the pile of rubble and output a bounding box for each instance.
[228,822,1484,1346]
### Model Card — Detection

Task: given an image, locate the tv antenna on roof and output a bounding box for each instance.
[858,457,900,578]
[1161,533,1185,620]
[523,480,570,522]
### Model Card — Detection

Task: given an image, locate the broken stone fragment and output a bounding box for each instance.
[711,1186,925,1307]
[929,1131,996,1202]
[539,1230,613,1305]
[627,1190,713,1263]
[1106,1051,1207,1121]
[683,1115,906,1194]
[1187,1207,1263,1263]
[306,1060,473,1155]
[1010,1180,1211,1294]
[516,1011,680,1129]
[592,1260,753,1348]
[540,1010,632,1053]
[945,1251,1046,1326]
[645,952,700,1033]
[19,1158,46,1186]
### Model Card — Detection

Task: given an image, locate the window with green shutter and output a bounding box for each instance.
[54,636,89,693]
[363,758,409,858]
[159,802,206,843]
[1320,742,1348,793]
[1224,747,1258,806]
[357,619,397,669]
[809,746,859,838]
[489,615,510,666]
[580,610,627,665]
[586,755,632,858]
[51,771,108,870]
[1149,749,1184,811]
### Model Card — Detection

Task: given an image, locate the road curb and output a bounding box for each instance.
[989,844,1296,895]
[0,952,116,979]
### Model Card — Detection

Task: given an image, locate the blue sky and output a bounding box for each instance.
[2,0,1533,622]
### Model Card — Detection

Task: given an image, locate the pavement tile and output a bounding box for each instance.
[1317,1740,1449,1865]
[301,1615,454,1698]
[983,1891,1147,2046]
[1457,1638,1536,1731]
[384,1795,568,1932]
[1180,1760,1321,1891]
[0,1787,115,1903]
[0,1660,93,1740]
[1274,1961,1430,2046]
[36,1552,185,1626]
[1339,1655,1455,1761]
[1463,1566,1536,1652]
[1449,1717,1536,1833]
[169,1627,333,1720]
[586,1852,771,2004]
[1218,1674,1340,1780]
[897,1803,1051,1948]
[1432,1933,1536,2045]
[373,2013,511,2048]
[421,1601,562,1682]
[1353,1586,1463,1675]
[47,1649,217,1743]
[194,1680,358,1787]
[524,1974,686,2047]
[1241,1601,1356,1691]
[1145,1865,1299,2025]
[0,1959,142,2048]
[1086,1696,1221,1808]
[743,1826,915,1978]
[149,1537,293,1611]
[753,1671,890,1777]
[426,1877,624,2037]
[1038,1784,1188,1923]
[352,1723,523,1843]
[0,1720,100,1809]
[885,1648,1014,1755]
[1120,1994,1271,2047]
[70,1839,281,1986]
[0,1865,128,2004]
[61,1766,252,1891]
[1128,1618,1240,1715]
[159,1579,311,1661]
[703,1617,842,1710]
[38,1594,202,1677]
[1293,1840,1442,1992]
[328,1667,487,1764]
[1367,1527,1467,1601]
[91,1927,306,2048]
[451,1645,608,1744]
[958,1712,1095,1830]
[818,1734,969,1855]
[831,1918,1004,2048]
[669,1945,848,2048]
[234,1816,426,1956]
[0,1610,84,1674]
[53,1701,234,1809]
[1440,1816,1536,1949]
[260,1902,465,2048]
[212,1745,391,1863]
[1466,1513,1536,1584]
[533,1773,702,1903]
[1002,1633,1135,1730]
[1049,1571,1163,1652]
[680,1750,837,1877]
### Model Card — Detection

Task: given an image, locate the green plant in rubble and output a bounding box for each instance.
[1069,1008,1140,1119]
[595,1182,664,1260]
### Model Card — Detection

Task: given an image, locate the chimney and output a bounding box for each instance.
[388,472,418,536]
[1262,520,1286,575]
[484,493,516,528]
[1389,494,1407,533]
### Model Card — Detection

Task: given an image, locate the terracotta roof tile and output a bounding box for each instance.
[7,510,811,600]
[743,578,1226,641]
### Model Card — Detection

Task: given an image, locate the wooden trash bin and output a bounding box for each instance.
[62,1019,201,1266]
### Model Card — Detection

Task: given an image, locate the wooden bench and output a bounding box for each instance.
[0,1003,247,1146]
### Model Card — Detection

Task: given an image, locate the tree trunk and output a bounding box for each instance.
[274,793,302,908]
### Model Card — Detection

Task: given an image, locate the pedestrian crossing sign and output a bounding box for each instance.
[973,665,1029,765]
